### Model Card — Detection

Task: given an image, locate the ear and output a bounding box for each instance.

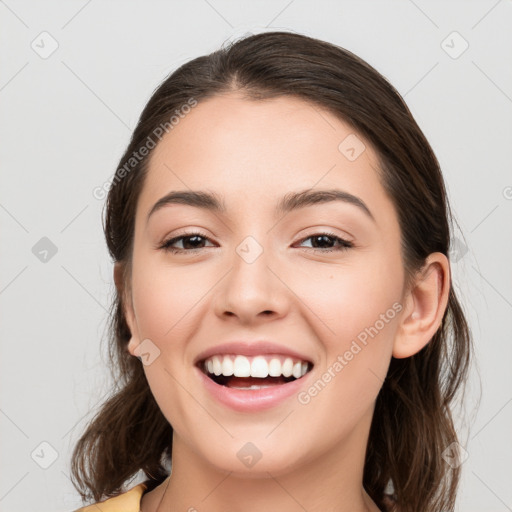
[114,262,140,357]
[393,252,450,359]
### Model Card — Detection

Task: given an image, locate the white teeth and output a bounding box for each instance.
[202,354,311,379]
[212,356,222,376]
[251,356,269,378]
[221,356,234,376]
[230,384,274,390]
[292,361,302,379]
[268,358,281,377]
[233,355,251,377]
[281,358,293,377]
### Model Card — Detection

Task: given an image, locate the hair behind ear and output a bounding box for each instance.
[364,287,471,511]
[70,369,173,502]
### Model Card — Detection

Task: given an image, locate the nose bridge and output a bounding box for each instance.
[214,233,288,321]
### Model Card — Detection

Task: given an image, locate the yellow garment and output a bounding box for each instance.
[74,482,148,512]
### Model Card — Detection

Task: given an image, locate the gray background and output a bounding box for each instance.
[1,1,511,511]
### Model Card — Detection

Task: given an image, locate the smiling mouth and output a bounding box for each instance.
[197,354,313,389]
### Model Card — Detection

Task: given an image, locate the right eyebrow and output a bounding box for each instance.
[146,190,226,224]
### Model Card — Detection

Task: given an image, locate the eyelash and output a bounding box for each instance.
[159,231,354,254]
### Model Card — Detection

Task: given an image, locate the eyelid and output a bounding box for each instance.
[296,226,354,244]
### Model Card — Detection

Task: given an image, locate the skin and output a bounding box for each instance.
[115,93,450,512]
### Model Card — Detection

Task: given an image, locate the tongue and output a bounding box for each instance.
[225,376,291,388]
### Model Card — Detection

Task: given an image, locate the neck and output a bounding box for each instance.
[148,407,381,512]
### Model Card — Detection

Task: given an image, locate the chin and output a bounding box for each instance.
[195,437,307,478]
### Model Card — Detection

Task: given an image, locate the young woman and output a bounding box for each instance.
[71,31,472,512]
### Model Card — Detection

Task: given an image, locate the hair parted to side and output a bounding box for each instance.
[70,31,473,512]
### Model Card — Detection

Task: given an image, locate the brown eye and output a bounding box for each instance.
[160,232,214,253]
[297,232,353,252]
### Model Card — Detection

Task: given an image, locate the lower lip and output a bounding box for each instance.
[196,366,312,412]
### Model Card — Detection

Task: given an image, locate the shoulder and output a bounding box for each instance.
[73,482,148,512]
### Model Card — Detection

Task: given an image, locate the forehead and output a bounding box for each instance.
[138,93,396,231]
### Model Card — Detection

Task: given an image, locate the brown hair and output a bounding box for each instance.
[70,31,473,512]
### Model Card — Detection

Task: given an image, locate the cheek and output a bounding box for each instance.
[130,261,210,428]
[293,255,402,342]
[290,256,402,399]
[131,261,210,343]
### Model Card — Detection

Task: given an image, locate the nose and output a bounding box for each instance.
[213,241,290,325]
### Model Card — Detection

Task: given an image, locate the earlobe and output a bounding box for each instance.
[127,336,140,357]
[392,253,450,359]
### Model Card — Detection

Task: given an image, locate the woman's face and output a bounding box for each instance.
[124,93,407,476]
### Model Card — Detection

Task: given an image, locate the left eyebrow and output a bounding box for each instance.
[146,188,375,224]
[276,188,375,223]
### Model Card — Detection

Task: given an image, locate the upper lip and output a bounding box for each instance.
[194,340,314,365]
